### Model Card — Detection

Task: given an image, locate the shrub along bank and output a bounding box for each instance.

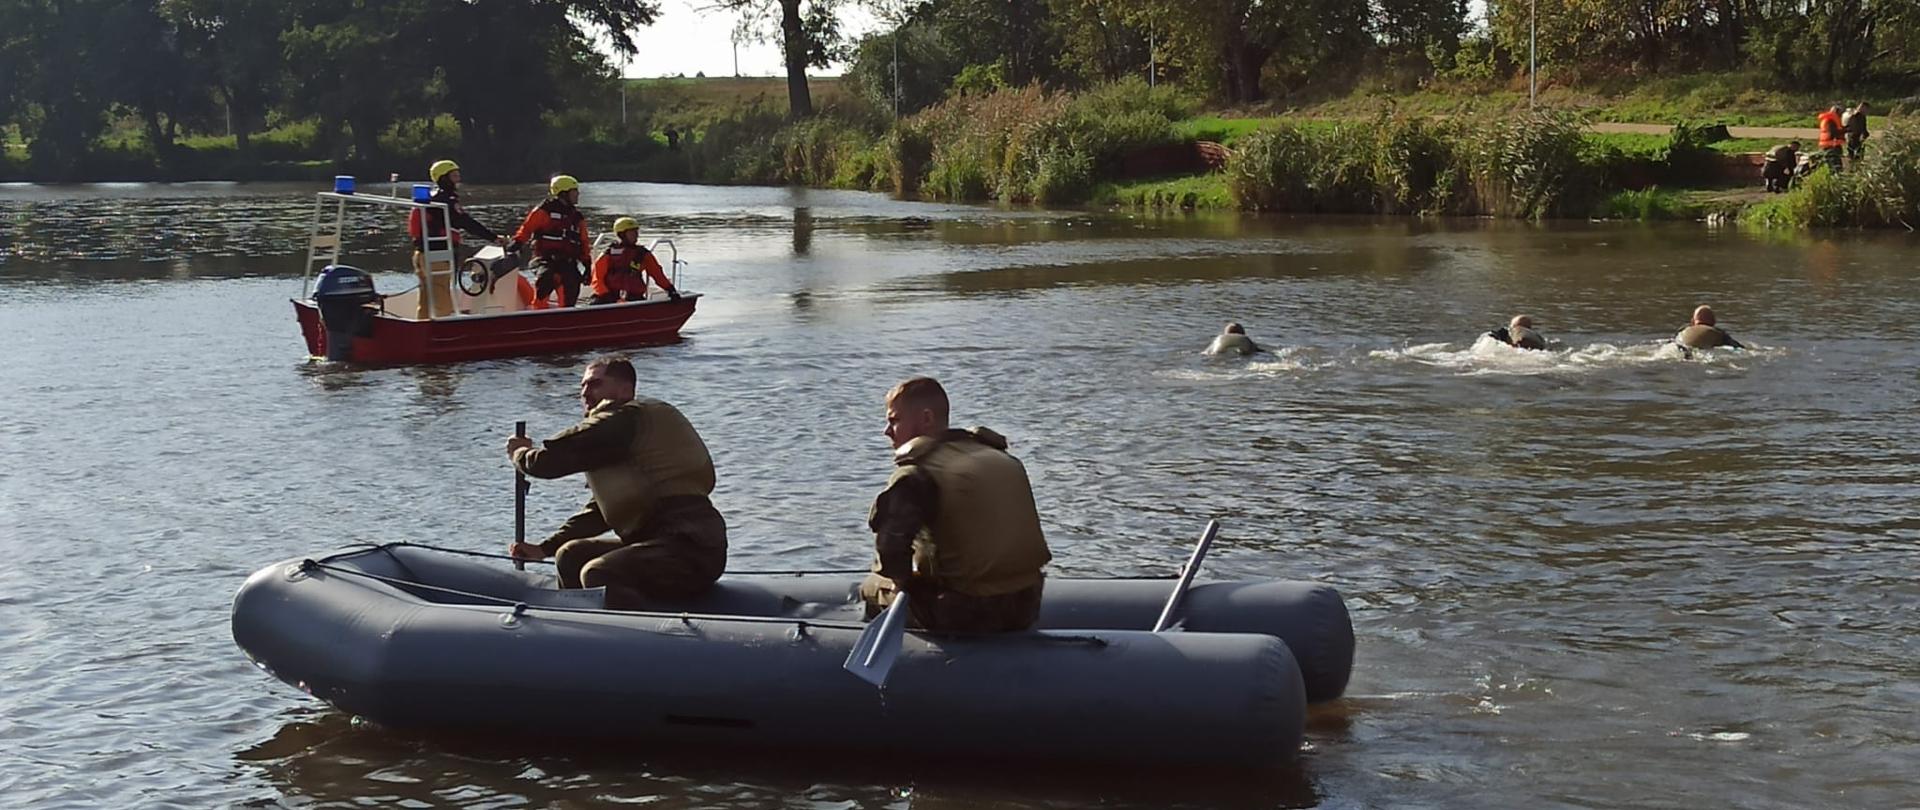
[1740,122,1920,229]
[679,81,1882,225]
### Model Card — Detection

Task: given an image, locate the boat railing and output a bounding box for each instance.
[648,238,687,289]
[301,191,459,318]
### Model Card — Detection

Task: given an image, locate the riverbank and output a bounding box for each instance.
[5,76,1913,229]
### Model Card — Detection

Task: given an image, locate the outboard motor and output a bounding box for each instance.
[313,265,378,361]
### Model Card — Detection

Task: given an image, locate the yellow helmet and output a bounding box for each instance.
[429,159,460,182]
[612,216,639,234]
[549,174,579,195]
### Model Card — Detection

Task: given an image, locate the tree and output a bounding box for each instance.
[1047,0,1151,85]
[282,0,437,163]
[7,0,117,177]
[167,0,296,155]
[714,0,845,118]
[103,2,215,161]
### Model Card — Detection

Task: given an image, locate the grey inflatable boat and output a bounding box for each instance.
[232,544,1353,767]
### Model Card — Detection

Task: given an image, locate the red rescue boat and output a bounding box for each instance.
[292,184,699,365]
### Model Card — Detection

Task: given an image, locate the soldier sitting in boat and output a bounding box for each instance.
[1486,314,1549,350]
[510,175,591,309]
[1203,322,1261,356]
[589,217,680,304]
[407,159,508,319]
[1674,304,1745,351]
[860,376,1053,633]
[506,355,727,609]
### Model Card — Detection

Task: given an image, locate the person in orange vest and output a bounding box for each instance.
[511,175,590,308]
[589,217,681,304]
[406,159,506,319]
[1817,105,1847,172]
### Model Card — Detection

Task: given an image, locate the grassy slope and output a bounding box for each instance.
[624,76,850,131]
[1280,71,1903,127]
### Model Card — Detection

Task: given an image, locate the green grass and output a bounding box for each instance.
[624,76,851,132]
[1289,71,1904,128]
[1711,137,1780,154]
[1584,132,1672,158]
[1091,172,1234,209]
[1175,117,1274,144]
[1595,187,1702,220]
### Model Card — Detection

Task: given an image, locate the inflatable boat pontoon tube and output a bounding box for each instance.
[233,544,1354,767]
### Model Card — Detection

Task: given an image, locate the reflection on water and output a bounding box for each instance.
[237,711,1321,810]
[2,181,1919,808]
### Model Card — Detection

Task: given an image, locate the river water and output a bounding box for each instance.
[1,181,1916,809]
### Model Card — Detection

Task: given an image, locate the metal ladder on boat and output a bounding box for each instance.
[301,195,347,296]
[301,192,457,317]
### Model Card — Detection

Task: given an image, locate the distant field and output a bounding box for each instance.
[1285,72,1906,128]
[624,76,852,129]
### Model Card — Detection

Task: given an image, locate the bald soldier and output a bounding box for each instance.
[1204,322,1261,356]
[1675,305,1745,350]
[859,376,1053,633]
[1487,314,1549,350]
[506,355,727,609]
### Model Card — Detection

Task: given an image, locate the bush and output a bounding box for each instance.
[1371,113,1461,214]
[1464,110,1595,218]
[1225,125,1316,211]
[1225,109,1602,218]
[897,80,1189,204]
[1852,122,1920,227]
[884,125,933,195]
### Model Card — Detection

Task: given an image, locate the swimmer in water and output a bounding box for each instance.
[1486,314,1548,350]
[1674,305,1745,350]
[1204,322,1260,356]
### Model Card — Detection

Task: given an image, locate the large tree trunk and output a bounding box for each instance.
[142,107,173,159]
[223,87,254,155]
[348,114,383,164]
[780,0,814,119]
[1221,34,1269,103]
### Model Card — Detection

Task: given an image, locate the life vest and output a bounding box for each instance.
[1676,324,1736,350]
[519,198,588,260]
[579,398,717,542]
[1818,112,1846,149]
[892,428,1052,598]
[591,242,655,297]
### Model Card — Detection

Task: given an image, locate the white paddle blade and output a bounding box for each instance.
[844,592,911,688]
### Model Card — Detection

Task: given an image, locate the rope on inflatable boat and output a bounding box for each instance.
[297,555,873,632]
[290,552,1112,647]
[321,540,870,575]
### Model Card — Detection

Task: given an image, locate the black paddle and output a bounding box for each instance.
[1153,519,1220,632]
[514,420,528,571]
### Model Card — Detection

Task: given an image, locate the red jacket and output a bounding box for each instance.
[512,198,589,262]
[591,242,675,300]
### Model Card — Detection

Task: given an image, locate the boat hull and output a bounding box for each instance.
[293,295,699,365]
[234,546,1353,766]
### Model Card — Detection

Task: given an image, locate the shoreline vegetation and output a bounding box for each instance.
[4,0,1916,230]
[5,74,1914,230]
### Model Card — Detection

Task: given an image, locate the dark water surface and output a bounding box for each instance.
[2,181,1916,809]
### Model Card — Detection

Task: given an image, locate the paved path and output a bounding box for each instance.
[1590,122,1809,139]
